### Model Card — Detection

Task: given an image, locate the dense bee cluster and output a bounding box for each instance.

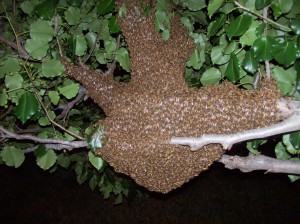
[63,0,283,193]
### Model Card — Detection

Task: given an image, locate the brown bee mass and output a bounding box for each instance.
[62,0,283,193]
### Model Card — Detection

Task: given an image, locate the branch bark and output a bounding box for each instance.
[0,126,88,151]
[219,154,300,175]
[171,98,300,151]
[171,113,300,150]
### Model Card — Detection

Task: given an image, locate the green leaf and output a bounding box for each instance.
[255,23,266,38]
[100,19,110,41]
[223,42,237,55]
[272,65,296,85]
[75,34,87,56]
[275,0,293,14]
[57,153,71,169]
[283,134,298,154]
[275,142,291,160]
[156,0,168,11]
[240,20,260,47]
[252,36,274,62]
[21,1,35,14]
[36,149,57,170]
[42,59,65,78]
[97,0,115,16]
[100,182,113,199]
[255,0,270,10]
[246,141,260,155]
[154,10,167,31]
[289,131,300,150]
[89,174,100,191]
[208,0,224,18]
[58,81,79,99]
[15,92,39,124]
[85,32,97,49]
[75,161,88,184]
[0,146,25,168]
[200,68,221,85]
[272,39,297,67]
[118,3,127,17]
[5,73,23,90]
[34,0,57,20]
[225,53,240,83]
[67,0,83,7]
[226,15,252,39]
[288,174,300,182]
[25,39,49,60]
[115,47,130,72]
[242,51,259,74]
[114,193,123,204]
[104,39,117,54]
[48,91,60,105]
[30,20,55,42]
[38,110,56,126]
[186,47,203,70]
[64,6,81,25]
[88,151,105,170]
[109,16,120,33]
[290,18,300,36]
[211,45,230,65]
[87,126,105,151]
[207,14,226,37]
[184,0,206,11]
[64,126,80,141]
[0,56,21,76]
[0,92,8,106]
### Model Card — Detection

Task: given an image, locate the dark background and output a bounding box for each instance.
[1,148,300,224]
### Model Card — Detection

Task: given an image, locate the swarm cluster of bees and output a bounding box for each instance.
[63,0,283,193]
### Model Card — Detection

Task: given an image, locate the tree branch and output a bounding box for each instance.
[234,1,291,31]
[33,89,85,140]
[171,113,300,151]
[0,126,88,151]
[56,86,87,120]
[219,154,300,175]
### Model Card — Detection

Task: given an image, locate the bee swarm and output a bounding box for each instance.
[63,0,284,193]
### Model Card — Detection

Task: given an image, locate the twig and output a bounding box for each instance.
[34,89,85,141]
[0,126,88,151]
[234,1,291,32]
[171,113,300,151]
[0,34,33,61]
[14,125,40,134]
[56,86,87,120]
[219,154,300,175]
[262,6,271,79]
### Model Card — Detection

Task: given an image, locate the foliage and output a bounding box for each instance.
[0,0,300,203]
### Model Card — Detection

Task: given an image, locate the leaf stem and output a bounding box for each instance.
[33,89,85,141]
[234,1,291,32]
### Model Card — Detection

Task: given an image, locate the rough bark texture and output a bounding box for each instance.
[62,0,284,193]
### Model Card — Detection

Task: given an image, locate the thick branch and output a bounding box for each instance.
[171,113,300,151]
[0,126,88,151]
[220,154,300,175]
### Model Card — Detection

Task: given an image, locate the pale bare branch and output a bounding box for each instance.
[0,126,88,151]
[219,154,300,175]
[171,113,300,151]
